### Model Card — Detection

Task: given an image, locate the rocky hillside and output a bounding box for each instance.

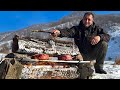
[0,11,120,42]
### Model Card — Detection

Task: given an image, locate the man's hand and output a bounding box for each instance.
[51,29,60,37]
[91,36,100,45]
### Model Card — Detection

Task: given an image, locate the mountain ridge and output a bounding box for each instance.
[0,11,120,42]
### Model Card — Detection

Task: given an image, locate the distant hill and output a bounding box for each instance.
[0,11,120,42]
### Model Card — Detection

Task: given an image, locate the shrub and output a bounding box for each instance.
[114,56,120,65]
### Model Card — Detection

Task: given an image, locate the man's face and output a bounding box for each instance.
[82,14,94,27]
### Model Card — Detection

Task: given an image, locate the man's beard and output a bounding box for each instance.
[84,24,90,27]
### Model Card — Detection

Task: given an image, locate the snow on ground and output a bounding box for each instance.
[0,53,7,63]
[92,61,120,79]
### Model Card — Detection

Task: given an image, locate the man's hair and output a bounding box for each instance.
[83,12,94,18]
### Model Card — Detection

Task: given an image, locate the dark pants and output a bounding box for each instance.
[12,43,19,53]
[80,41,108,70]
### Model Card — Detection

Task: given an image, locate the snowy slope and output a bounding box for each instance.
[105,25,120,61]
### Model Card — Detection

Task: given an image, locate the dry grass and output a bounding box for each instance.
[114,57,120,65]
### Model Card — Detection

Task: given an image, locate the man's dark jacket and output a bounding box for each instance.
[58,20,110,54]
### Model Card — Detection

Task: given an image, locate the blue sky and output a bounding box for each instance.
[0,11,120,33]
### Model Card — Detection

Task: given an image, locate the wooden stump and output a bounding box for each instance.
[77,61,95,79]
[5,59,24,79]
[0,58,24,79]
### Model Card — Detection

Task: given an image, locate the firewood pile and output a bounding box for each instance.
[21,65,79,79]
[17,38,94,79]
[18,38,80,55]
[15,52,94,79]
[16,53,80,79]
[0,38,95,79]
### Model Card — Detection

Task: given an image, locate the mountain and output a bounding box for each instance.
[0,11,120,41]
